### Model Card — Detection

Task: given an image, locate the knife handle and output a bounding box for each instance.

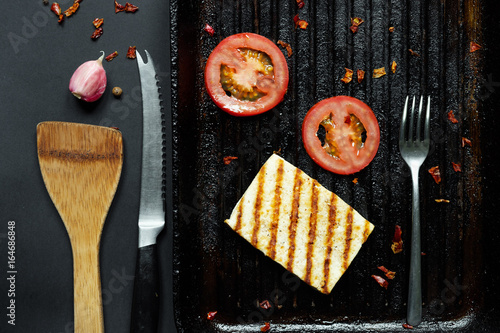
[130,244,160,333]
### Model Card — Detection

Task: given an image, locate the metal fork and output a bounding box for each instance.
[399,96,431,327]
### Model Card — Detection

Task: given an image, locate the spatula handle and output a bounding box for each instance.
[130,244,159,333]
[73,244,104,333]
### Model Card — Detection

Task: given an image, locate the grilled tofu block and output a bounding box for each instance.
[225,154,374,294]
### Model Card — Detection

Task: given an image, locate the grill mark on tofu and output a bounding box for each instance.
[251,163,267,246]
[286,168,302,272]
[342,207,354,271]
[268,158,284,260]
[235,200,243,232]
[305,181,319,284]
[322,193,337,293]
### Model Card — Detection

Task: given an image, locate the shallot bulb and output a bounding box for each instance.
[69,51,107,102]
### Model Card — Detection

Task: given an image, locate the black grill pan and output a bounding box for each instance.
[169,0,500,331]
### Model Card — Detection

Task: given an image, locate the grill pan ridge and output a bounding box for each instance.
[170,0,500,331]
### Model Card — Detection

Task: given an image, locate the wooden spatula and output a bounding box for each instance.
[37,121,123,333]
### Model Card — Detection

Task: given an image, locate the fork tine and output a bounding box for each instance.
[408,96,416,143]
[416,96,424,142]
[399,96,410,144]
[424,96,431,142]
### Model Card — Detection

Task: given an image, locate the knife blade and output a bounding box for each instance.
[131,50,165,333]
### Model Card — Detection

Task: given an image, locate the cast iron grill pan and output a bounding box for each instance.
[169,0,499,331]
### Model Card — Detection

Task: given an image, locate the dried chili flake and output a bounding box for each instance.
[371,275,389,289]
[296,0,305,9]
[277,40,293,57]
[352,178,358,184]
[350,17,364,33]
[341,68,354,84]
[428,166,442,184]
[261,322,271,332]
[357,69,365,83]
[470,41,482,53]
[63,0,80,17]
[126,46,137,59]
[93,18,104,28]
[391,225,403,254]
[452,162,462,172]
[259,300,272,310]
[462,137,472,147]
[203,24,215,36]
[293,15,308,29]
[105,51,119,62]
[403,323,414,329]
[435,199,450,203]
[389,26,395,32]
[447,110,459,123]
[91,27,104,40]
[223,156,238,165]
[391,60,397,73]
[377,266,396,280]
[408,49,420,57]
[373,67,386,78]
[51,2,61,15]
[124,2,139,12]
[207,311,217,320]
[50,2,64,22]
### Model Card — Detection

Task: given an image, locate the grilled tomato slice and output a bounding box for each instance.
[302,96,380,175]
[204,33,289,116]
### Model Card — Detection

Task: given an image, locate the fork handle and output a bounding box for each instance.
[407,169,422,326]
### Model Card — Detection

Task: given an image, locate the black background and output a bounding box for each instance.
[0,1,175,332]
[2,0,500,332]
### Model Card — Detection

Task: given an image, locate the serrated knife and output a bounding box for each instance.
[131,50,165,333]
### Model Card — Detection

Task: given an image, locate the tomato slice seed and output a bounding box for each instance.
[220,48,274,101]
[319,113,366,158]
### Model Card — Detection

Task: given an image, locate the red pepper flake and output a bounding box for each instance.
[421,252,427,255]
[391,60,397,74]
[115,1,139,13]
[452,162,462,172]
[470,41,482,53]
[203,24,215,36]
[261,322,271,332]
[357,69,365,83]
[377,266,396,280]
[223,156,238,165]
[447,110,459,123]
[389,26,395,33]
[93,18,104,28]
[126,46,137,59]
[352,178,358,184]
[428,166,442,184]
[403,323,414,329]
[408,49,420,57]
[91,27,104,40]
[350,17,364,33]
[341,68,354,84]
[435,199,450,203]
[373,67,386,78]
[462,137,472,147]
[207,311,217,320]
[296,0,305,9]
[293,15,308,29]
[277,40,293,58]
[391,225,403,254]
[50,2,64,23]
[50,2,61,15]
[105,51,119,62]
[259,300,272,310]
[371,275,389,289]
[63,0,80,17]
